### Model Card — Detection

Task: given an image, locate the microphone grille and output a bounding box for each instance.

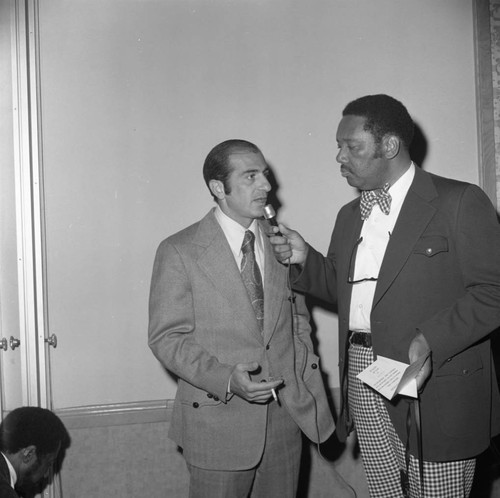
[263,205,276,220]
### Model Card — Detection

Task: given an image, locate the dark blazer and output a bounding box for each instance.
[294,166,500,461]
[0,454,18,498]
[148,209,335,470]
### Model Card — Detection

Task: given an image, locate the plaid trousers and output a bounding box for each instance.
[348,343,476,497]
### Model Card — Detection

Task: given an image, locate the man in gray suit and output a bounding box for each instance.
[148,139,334,498]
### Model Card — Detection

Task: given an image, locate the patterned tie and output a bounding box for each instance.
[241,230,264,331]
[360,183,392,220]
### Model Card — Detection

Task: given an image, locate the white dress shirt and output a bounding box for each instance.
[349,163,415,332]
[214,205,265,282]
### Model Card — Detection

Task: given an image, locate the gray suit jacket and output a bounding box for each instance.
[148,209,334,470]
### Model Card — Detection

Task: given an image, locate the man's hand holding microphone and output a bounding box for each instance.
[264,205,309,266]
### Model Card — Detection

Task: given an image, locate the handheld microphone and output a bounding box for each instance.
[263,205,283,236]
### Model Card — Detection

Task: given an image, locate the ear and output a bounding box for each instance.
[383,135,400,159]
[21,445,37,464]
[209,179,225,200]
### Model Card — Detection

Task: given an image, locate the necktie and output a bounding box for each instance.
[360,183,392,220]
[241,230,264,331]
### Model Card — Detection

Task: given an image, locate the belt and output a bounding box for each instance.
[349,330,372,348]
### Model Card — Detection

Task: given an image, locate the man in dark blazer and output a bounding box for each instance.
[0,453,17,498]
[148,139,334,498]
[270,95,500,497]
[0,406,68,498]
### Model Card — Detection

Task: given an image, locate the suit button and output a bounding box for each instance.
[207,393,213,398]
[193,402,199,408]
[463,369,469,375]
[311,363,318,369]
[213,396,219,401]
[266,345,270,350]
[446,358,452,362]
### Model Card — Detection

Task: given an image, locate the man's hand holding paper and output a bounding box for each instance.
[356,351,431,400]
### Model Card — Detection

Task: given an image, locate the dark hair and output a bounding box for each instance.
[0,407,69,458]
[342,94,414,149]
[203,139,262,200]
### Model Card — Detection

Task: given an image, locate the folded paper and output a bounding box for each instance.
[356,352,430,400]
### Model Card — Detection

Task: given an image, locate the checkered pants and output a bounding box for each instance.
[348,344,476,497]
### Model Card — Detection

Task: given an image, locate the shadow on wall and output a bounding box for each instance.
[410,121,428,169]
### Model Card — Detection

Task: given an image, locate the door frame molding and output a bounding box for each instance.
[10,0,50,409]
[474,0,499,208]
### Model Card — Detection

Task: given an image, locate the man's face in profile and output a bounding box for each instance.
[18,444,60,488]
[336,114,390,191]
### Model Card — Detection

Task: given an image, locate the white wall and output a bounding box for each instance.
[0,0,23,410]
[30,0,477,407]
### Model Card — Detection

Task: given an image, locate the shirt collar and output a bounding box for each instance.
[387,162,415,207]
[214,205,262,257]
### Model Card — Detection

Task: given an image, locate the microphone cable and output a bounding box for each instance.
[264,204,357,497]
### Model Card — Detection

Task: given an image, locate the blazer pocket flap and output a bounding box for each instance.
[413,236,448,257]
[435,349,483,377]
[179,388,223,407]
[303,352,321,382]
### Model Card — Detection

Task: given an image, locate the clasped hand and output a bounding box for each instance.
[229,362,283,404]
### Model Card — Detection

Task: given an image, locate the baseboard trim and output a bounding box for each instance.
[57,399,175,429]
[57,387,340,430]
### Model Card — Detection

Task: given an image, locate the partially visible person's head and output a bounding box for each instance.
[342,94,414,150]
[203,139,263,200]
[203,139,271,228]
[0,407,69,487]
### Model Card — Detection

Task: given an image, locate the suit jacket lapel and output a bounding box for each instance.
[338,202,364,325]
[372,167,438,309]
[0,454,13,490]
[195,210,263,341]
